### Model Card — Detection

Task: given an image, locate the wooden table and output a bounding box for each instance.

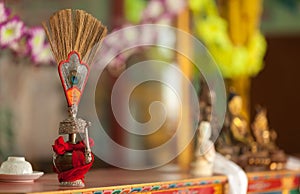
[1,169,299,194]
[0,168,228,194]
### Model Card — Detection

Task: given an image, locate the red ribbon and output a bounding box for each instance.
[52,136,94,183]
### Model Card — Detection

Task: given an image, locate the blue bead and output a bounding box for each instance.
[71,75,79,85]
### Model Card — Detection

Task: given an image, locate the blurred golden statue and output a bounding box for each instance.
[227,93,253,146]
[252,106,277,150]
[251,106,287,170]
[216,92,253,163]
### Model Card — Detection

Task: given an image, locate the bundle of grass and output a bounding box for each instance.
[43,9,107,66]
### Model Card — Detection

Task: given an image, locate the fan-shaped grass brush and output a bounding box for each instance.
[43,9,107,66]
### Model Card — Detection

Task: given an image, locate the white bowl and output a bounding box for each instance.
[0,157,33,175]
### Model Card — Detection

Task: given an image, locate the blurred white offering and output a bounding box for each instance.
[191,121,216,176]
[0,156,43,183]
[213,153,248,194]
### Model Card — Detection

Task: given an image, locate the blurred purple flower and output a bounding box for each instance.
[164,0,186,15]
[0,2,10,24]
[27,27,45,55]
[0,17,24,48]
[27,27,54,64]
[9,36,29,56]
[143,0,165,22]
[0,2,54,66]
[9,26,29,56]
[31,43,54,65]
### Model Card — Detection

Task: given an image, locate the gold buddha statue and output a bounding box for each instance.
[251,106,286,170]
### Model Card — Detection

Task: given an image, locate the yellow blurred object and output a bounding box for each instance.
[226,0,263,46]
[228,0,243,45]
[225,0,262,120]
[176,8,193,171]
[190,0,265,119]
[189,0,266,78]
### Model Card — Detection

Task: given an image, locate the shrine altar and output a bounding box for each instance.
[0,169,299,194]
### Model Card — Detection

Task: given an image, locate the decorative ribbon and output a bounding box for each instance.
[52,136,94,183]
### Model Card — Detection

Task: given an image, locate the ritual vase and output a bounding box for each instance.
[53,152,73,172]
